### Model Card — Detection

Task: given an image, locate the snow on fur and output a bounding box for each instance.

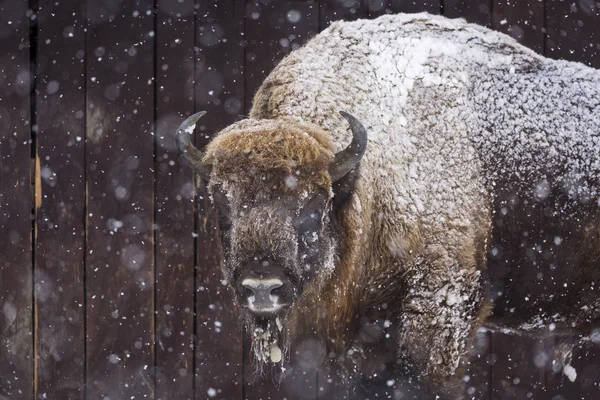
[200,12,600,398]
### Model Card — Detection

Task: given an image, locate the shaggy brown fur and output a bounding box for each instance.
[204,118,334,191]
[181,13,600,400]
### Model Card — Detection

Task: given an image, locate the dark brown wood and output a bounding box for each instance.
[155,1,196,399]
[195,1,245,399]
[85,0,155,397]
[443,0,492,26]
[320,0,368,29]
[492,0,545,53]
[0,0,33,398]
[545,0,600,68]
[368,0,441,17]
[34,0,86,398]
[245,0,320,112]
[490,333,552,399]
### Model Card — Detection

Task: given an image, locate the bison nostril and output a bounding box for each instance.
[270,285,282,297]
[243,287,254,299]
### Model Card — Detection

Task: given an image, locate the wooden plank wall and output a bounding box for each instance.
[35,0,85,398]
[0,0,33,398]
[155,0,195,399]
[85,0,156,397]
[0,1,598,399]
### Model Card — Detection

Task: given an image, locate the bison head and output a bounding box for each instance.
[177,111,367,368]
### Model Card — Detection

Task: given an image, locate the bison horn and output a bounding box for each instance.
[176,111,213,181]
[329,111,368,182]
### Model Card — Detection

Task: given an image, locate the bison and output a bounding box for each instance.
[177,12,600,399]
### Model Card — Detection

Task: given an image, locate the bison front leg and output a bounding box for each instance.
[396,265,489,399]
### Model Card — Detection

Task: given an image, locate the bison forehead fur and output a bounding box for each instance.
[183,12,600,399]
[205,118,335,192]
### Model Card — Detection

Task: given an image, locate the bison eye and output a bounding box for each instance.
[298,213,321,236]
[217,211,232,233]
[212,189,232,232]
[298,202,325,234]
[300,209,321,224]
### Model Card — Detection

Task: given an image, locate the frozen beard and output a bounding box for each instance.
[243,311,289,376]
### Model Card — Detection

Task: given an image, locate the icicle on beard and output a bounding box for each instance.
[243,310,291,381]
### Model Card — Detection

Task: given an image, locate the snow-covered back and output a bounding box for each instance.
[253,12,600,248]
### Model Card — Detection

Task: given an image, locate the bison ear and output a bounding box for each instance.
[176,111,213,181]
[328,111,368,182]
